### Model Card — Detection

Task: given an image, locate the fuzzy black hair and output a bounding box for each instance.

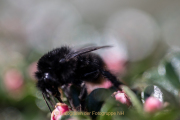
[35,45,123,112]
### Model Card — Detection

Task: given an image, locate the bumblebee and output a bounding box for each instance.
[35,46,123,112]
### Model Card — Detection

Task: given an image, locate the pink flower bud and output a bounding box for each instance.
[3,69,24,92]
[115,91,131,106]
[144,97,162,113]
[51,103,70,120]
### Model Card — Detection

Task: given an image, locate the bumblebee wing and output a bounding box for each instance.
[66,45,112,60]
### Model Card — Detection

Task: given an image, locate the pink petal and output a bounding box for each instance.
[51,103,70,120]
[144,97,162,113]
[115,91,131,106]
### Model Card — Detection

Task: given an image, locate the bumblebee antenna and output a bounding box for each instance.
[66,45,112,60]
[42,92,52,113]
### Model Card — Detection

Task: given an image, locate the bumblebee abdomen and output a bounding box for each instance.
[76,53,105,82]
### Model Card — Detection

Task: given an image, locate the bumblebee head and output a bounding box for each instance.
[35,47,74,94]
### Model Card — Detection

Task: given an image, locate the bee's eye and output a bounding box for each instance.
[43,73,52,82]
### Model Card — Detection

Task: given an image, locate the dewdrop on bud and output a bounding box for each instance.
[144,97,162,113]
[51,103,70,120]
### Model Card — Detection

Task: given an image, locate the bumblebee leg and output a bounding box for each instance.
[55,92,63,103]
[79,83,87,111]
[61,85,76,110]
[46,90,57,107]
[101,70,123,91]
[42,92,53,113]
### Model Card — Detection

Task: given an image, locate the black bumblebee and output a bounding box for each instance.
[35,45,123,112]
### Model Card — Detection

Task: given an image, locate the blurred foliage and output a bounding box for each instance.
[0,0,180,120]
[59,49,180,120]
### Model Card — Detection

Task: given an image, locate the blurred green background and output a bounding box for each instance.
[0,0,180,120]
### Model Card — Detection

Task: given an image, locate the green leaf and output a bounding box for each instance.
[60,115,71,120]
[164,61,180,89]
[85,88,114,119]
[153,109,180,120]
[98,97,127,120]
[154,85,179,106]
[144,68,179,99]
[122,86,143,113]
